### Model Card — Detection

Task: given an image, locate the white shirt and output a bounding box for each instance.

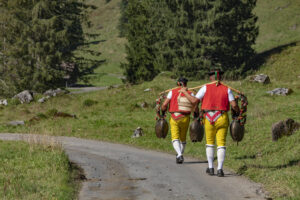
[167,90,194,99]
[195,85,235,102]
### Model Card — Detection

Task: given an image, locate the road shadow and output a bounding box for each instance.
[68,83,94,88]
[184,160,208,164]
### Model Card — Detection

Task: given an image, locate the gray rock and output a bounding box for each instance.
[38,97,47,103]
[144,88,151,92]
[13,90,34,104]
[44,88,67,97]
[0,99,7,106]
[132,127,143,138]
[271,118,300,141]
[8,121,25,126]
[140,102,148,108]
[267,88,292,96]
[249,74,270,84]
[289,24,297,30]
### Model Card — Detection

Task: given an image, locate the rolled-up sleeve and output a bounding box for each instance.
[167,91,172,99]
[195,86,206,100]
[228,89,234,102]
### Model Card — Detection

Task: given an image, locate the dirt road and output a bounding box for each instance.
[0,134,266,200]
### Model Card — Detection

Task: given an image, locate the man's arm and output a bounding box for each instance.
[161,98,170,112]
[179,87,199,105]
[230,100,240,113]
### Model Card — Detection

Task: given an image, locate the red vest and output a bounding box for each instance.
[201,83,230,111]
[169,88,193,113]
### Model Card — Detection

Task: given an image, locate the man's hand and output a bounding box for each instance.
[179,87,188,94]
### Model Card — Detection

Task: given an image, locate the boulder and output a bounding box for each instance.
[14,90,33,103]
[44,88,67,97]
[132,127,143,138]
[249,74,270,84]
[140,102,148,108]
[289,24,297,30]
[38,97,47,103]
[267,88,293,96]
[8,121,25,126]
[144,88,151,92]
[0,99,7,106]
[271,118,300,141]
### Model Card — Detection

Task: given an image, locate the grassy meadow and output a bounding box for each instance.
[76,0,126,87]
[0,42,299,199]
[0,140,80,200]
[1,0,300,199]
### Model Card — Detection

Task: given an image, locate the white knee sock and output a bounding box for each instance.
[172,140,182,157]
[217,146,226,170]
[180,142,186,154]
[206,145,215,168]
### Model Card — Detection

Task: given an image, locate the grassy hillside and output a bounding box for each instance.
[79,0,300,86]
[77,0,126,87]
[254,0,300,53]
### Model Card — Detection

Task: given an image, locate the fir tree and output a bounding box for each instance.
[122,0,258,82]
[121,0,160,84]
[0,0,93,96]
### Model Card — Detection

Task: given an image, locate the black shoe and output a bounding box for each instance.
[206,168,214,175]
[176,155,184,164]
[217,169,224,177]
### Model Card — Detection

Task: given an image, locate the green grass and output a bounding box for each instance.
[254,0,300,52]
[76,0,126,87]
[0,42,299,199]
[0,140,80,200]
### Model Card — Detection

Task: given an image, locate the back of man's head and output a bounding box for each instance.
[177,77,188,86]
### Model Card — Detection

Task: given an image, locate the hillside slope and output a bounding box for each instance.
[254,0,300,52]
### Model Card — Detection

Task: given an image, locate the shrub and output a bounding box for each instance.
[83,99,98,107]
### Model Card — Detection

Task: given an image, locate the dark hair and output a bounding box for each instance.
[177,77,188,85]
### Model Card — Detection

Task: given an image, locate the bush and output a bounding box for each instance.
[46,109,58,117]
[83,99,98,107]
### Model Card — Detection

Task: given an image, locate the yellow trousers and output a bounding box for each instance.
[170,116,190,142]
[204,112,229,147]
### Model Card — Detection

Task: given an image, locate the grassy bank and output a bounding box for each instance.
[254,0,300,53]
[0,140,80,200]
[0,43,299,199]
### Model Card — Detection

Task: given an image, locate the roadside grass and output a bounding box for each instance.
[254,0,300,53]
[0,43,299,199]
[0,139,80,200]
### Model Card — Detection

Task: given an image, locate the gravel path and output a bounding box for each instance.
[0,134,266,200]
[68,86,108,94]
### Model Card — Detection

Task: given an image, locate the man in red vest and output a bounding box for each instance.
[161,77,197,164]
[179,70,240,177]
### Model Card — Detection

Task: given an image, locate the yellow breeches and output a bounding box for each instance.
[170,116,190,142]
[204,112,229,147]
